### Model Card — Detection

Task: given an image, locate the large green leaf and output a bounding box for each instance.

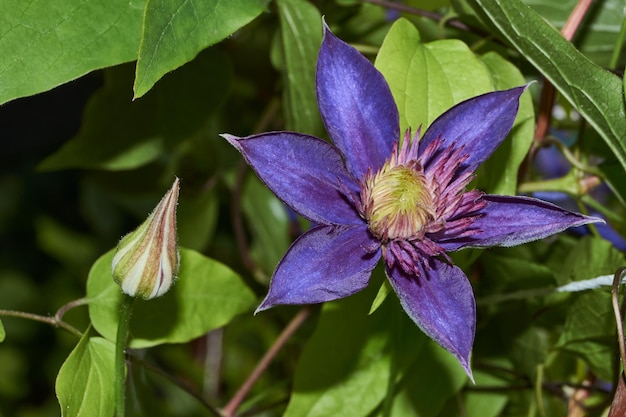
[133,0,267,98]
[386,341,467,417]
[276,0,323,135]
[241,175,291,276]
[283,284,398,417]
[56,335,115,417]
[177,188,219,252]
[552,238,623,379]
[39,48,231,171]
[375,18,533,195]
[0,0,144,106]
[375,18,493,134]
[524,0,626,67]
[556,236,625,285]
[0,319,4,343]
[555,290,615,380]
[87,248,256,348]
[469,0,626,173]
[455,370,509,417]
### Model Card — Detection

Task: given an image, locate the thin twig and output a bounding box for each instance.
[611,267,626,367]
[359,0,473,33]
[560,0,594,42]
[55,297,89,322]
[204,328,224,401]
[221,307,313,417]
[0,308,83,338]
[533,0,594,146]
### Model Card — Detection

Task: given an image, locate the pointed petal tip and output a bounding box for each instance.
[587,214,606,225]
[254,302,271,316]
[219,133,243,151]
[458,355,474,383]
[219,132,239,143]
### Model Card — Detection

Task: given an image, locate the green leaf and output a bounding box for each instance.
[0,320,4,343]
[387,340,467,417]
[459,369,509,417]
[134,0,268,98]
[285,276,466,417]
[375,18,493,134]
[555,290,615,380]
[479,249,556,295]
[40,48,231,171]
[241,175,291,276]
[276,0,323,135]
[177,189,219,252]
[35,216,98,272]
[375,18,533,195]
[284,284,398,417]
[368,279,392,315]
[87,248,256,348]
[469,0,626,173]
[598,159,626,206]
[0,0,144,105]
[56,335,116,417]
[556,236,625,286]
[475,52,534,195]
[524,0,626,67]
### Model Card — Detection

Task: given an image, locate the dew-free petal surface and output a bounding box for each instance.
[257,224,381,311]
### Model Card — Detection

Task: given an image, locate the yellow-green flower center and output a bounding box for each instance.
[362,164,436,241]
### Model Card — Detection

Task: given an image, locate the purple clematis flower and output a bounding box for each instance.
[222,26,602,378]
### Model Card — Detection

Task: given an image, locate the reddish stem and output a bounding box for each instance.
[221,307,313,417]
[533,0,594,145]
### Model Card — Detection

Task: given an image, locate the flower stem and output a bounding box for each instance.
[115,295,135,417]
[221,306,313,417]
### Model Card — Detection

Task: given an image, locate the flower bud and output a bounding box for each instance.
[112,178,180,299]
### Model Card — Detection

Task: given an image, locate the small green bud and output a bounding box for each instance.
[112,178,180,299]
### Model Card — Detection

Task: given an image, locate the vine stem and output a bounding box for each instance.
[221,306,313,417]
[115,295,136,417]
[533,0,594,145]
[610,267,626,417]
[359,0,474,33]
[0,297,88,338]
[611,268,626,368]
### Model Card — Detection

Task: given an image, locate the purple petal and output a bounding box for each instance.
[257,225,381,312]
[316,25,399,178]
[222,132,363,226]
[386,257,475,378]
[439,195,604,251]
[420,86,526,176]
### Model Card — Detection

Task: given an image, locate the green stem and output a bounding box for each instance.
[517,176,578,195]
[609,14,626,70]
[115,295,135,417]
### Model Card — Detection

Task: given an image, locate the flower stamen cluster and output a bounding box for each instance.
[361,151,435,242]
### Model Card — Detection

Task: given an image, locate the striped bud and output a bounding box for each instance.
[112,178,180,299]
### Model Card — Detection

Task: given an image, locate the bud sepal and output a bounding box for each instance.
[112,178,180,300]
